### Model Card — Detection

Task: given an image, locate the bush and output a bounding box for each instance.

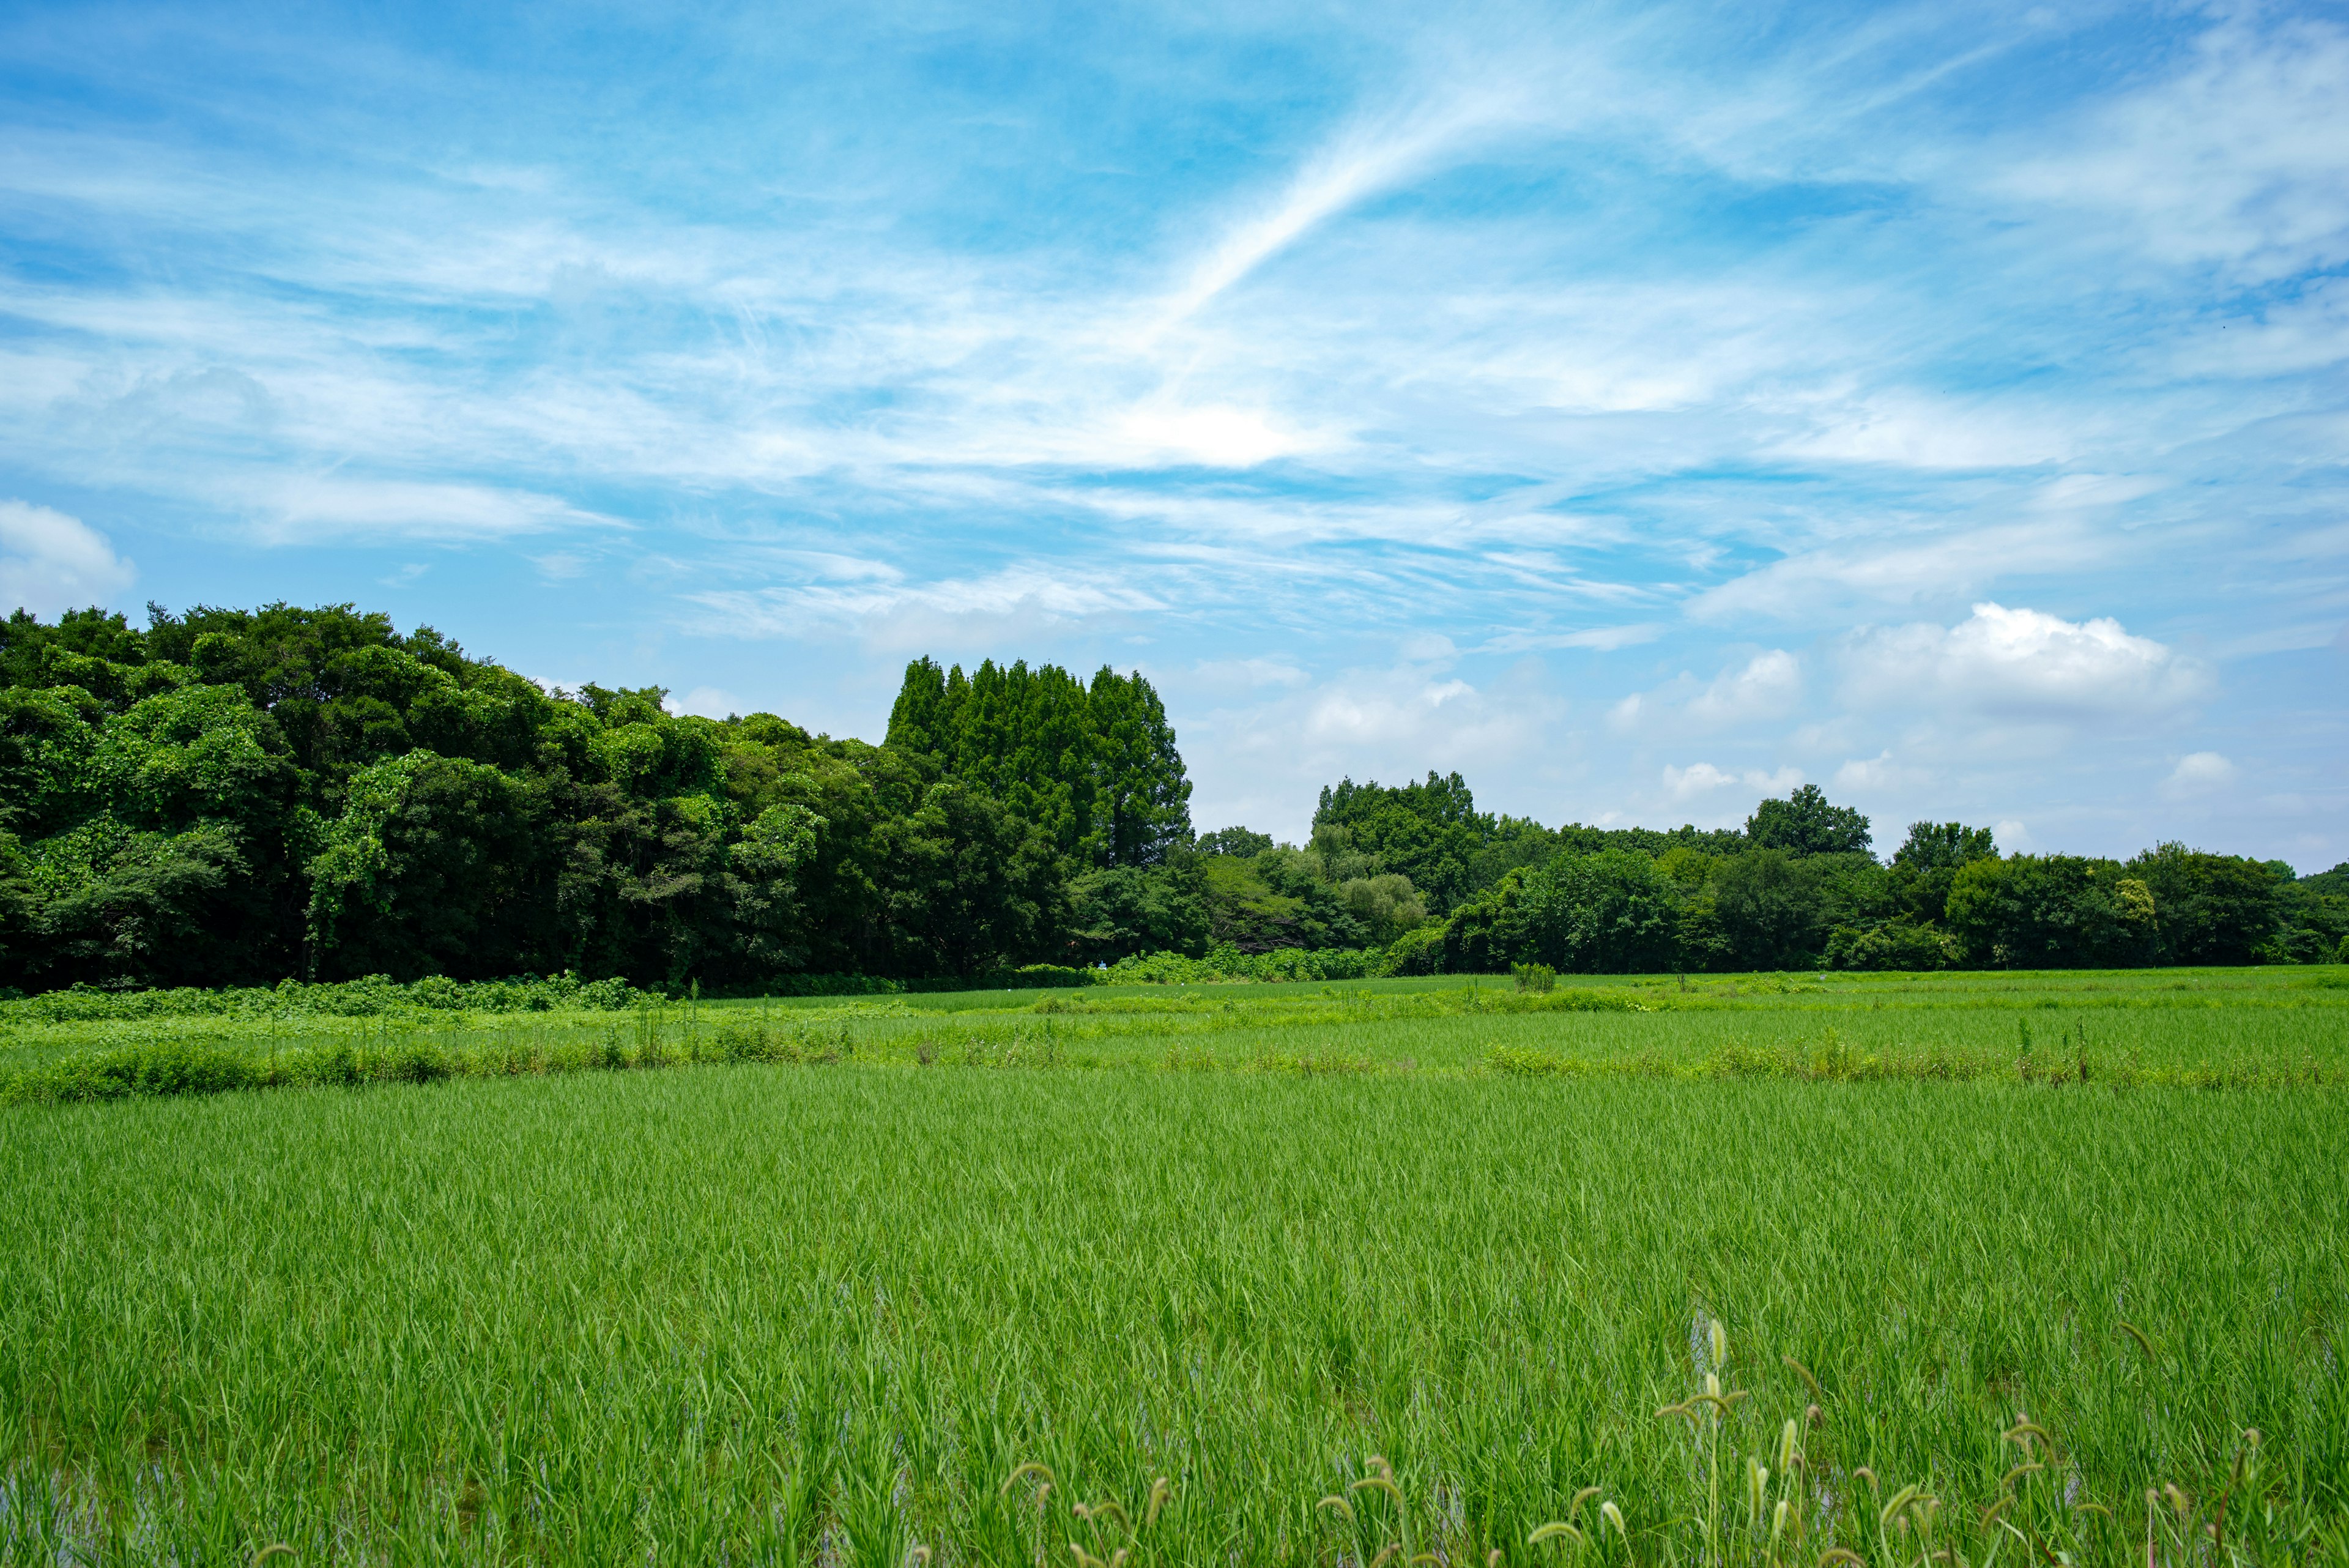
[1382,922,1449,976]
[1824,921,1960,972]
[0,971,648,1024]
[1511,962,1557,993]
[1101,945,1384,985]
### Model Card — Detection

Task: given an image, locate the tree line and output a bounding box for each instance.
[0,602,2340,994]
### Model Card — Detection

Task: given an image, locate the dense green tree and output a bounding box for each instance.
[885,657,1191,866]
[873,780,1065,976]
[0,601,2330,990]
[1088,667,1192,866]
[1746,785,1872,856]
[1945,855,2158,968]
[2271,863,2349,963]
[1710,848,1834,970]
[2122,843,2281,965]
[1315,771,1488,912]
[1442,850,1682,974]
[1888,820,1998,924]
[305,750,555,981]
[1066,858,1211,965]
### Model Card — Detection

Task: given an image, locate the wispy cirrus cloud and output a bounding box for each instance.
[1,0,2344,860]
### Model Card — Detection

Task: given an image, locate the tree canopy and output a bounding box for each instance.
[1,601,2339,994]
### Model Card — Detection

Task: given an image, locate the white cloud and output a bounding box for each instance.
[1661,762,1802,803]
[243,476,609,543]
[1186,657,1310,694]
[1688,649,1802,724]
[689,565,1167,649]
[1772,390,2078,470]
[1990,17,2349,283]
[1186,659,1562,840]
[0,500,134,617]
[1690,524,2107,625]
[1480,622,1665,653]
[1833,749,1907,792]
[1612,650,1801,735]
[1841,602,2211,718]
[1114,403,1325,467]
[2173,277,2349,378]
[2161,751,2238,800]
[668,686,741,719]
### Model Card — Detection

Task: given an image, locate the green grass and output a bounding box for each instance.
[1,971,2345,1564]
[6,966,2346,1096]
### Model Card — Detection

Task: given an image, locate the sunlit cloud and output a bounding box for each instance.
[0,0,2342,861]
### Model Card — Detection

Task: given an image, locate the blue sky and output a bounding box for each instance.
[2,0,2344,865]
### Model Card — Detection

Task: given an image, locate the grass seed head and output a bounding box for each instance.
[1600,1501,1627,1543]
[1782,1354,1826,1405]
[1003,1462,1057,1498]
[1711,1319,1730,1369]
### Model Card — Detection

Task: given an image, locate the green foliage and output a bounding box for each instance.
[0,970,642,1023]
[2124,841,2283,965]
[1744,783,1872,856]
[1822,918,1961,971]
[1195,824,1272,856]
[1447,849,1685,975]
[1510,960,1556,992]
[1100,942,1384,984]
[2,603,2337,995]
[1315,770,1486,912]
[885,656,1192,866]
[1065,860,1211,965]
[1945,855,2160,968]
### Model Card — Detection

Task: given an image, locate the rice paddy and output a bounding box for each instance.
[1,968,2344,1564]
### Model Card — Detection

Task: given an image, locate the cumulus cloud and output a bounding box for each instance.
[1689,650,1802,724]
[0,500,134,617]
[1840,602,2211,718]
[1612,650,1801,734]
[1833,749,1910,792]
[2161,751,2238,800]
[667,686,742,719]
[1185,660,1562,839]
[1661,762,1803,803]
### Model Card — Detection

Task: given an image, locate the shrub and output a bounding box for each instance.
[1824,920,1960,971]
[1381,922,1449,976]
[1511,961,1557,993]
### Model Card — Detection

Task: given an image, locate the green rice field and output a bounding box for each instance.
[2,968,2345,1564]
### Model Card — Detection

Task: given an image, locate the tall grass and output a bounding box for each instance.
[5,967,2344,1102]
[1,1052,2342,1562]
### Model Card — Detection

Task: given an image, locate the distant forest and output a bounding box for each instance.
[1,601,2342,994]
